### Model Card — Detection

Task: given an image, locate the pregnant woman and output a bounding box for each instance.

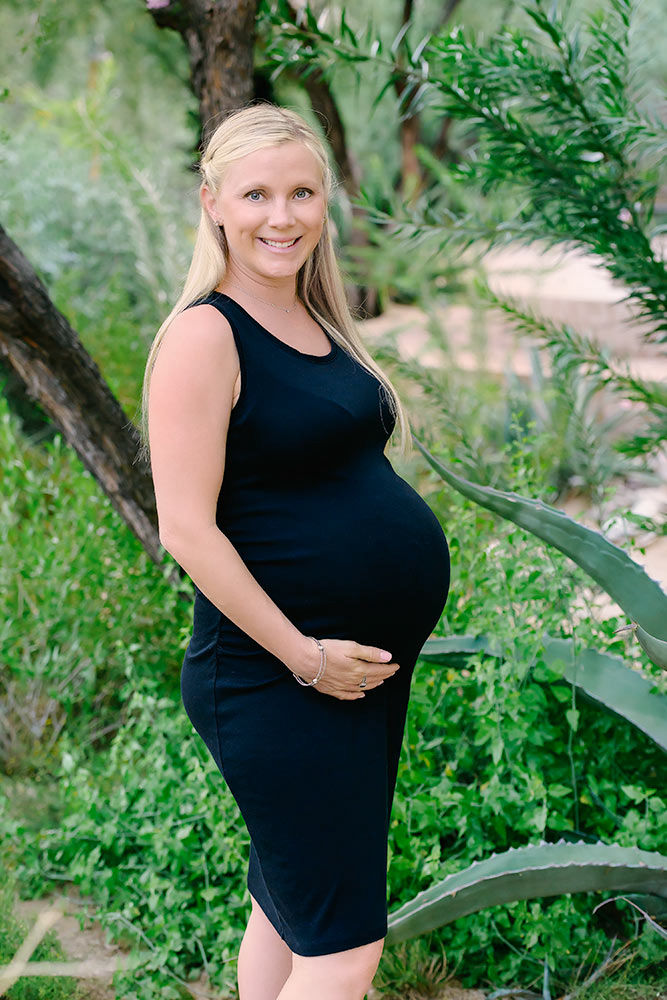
[141,103,450,1000]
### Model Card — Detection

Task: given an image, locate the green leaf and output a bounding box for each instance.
[419,635,500,660]
[420,633,667,751]
[386,841,667,943]
[413,437,667,640]
[635,624,667,669]
[542,636,667,753]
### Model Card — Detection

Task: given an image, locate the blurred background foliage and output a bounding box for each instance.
[1,0,666,997]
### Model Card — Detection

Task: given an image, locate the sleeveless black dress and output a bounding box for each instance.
[179,291,451,957]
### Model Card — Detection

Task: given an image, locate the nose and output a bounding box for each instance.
[266,198,295,229]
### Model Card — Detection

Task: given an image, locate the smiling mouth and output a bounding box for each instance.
[258,236,302,248]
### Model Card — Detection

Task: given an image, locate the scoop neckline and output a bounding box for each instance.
[213,291,339,363]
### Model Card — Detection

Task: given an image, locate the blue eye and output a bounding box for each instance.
[245,188,313,201]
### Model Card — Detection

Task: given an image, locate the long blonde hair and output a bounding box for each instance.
[136,102,411,467]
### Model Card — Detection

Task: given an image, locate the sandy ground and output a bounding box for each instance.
[13,890,122,1000]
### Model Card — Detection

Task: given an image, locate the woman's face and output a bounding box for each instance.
[205,141,327,284]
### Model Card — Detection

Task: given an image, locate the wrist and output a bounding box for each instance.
[286,633,321,681]
[292,636,326,687]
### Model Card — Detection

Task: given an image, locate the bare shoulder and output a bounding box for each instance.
[148,303,239,547]
[148,300,241,453]
[155,302,238,378]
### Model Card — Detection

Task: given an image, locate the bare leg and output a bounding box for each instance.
[276,937,384,1000]
[237,895,293,1000]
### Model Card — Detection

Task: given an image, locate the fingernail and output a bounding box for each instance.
[380,651,392,661]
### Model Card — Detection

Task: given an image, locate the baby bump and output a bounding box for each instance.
[241,478,451,653]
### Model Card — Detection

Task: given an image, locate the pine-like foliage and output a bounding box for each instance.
[258,0,667,455]
[261,0,665,331]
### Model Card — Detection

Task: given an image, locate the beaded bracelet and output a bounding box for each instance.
[291,636,326,686]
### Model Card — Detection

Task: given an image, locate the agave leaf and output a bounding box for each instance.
[635,624,667,669]
[413,436,667,640]
[386,841,667,943]
[622,893,667,923]
[542,635,667,752]
[419,635,502,663]
[419,634,667,751]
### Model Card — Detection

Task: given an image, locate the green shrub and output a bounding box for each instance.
[0,386,189,777]
[2,424,664,997]
[2,689,250,998]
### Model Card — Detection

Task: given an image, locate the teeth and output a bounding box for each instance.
[260,237,298,247]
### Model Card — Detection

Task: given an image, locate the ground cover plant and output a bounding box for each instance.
[0,380,188,778]
[2,393,665,997]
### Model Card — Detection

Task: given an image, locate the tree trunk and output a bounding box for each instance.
[0,224,163,565]
[146,0,259,139]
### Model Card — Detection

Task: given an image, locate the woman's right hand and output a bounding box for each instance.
[290,638,400,700]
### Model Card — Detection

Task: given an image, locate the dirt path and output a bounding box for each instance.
[12,889,120,999]
[11,889,485,1000]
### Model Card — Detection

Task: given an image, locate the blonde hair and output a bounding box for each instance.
[136,102,412,467]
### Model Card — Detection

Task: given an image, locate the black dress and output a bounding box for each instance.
[179,291,451,956]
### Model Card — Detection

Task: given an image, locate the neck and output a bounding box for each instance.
[220,268,297,310]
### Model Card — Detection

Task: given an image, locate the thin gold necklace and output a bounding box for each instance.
[225,280,299,315]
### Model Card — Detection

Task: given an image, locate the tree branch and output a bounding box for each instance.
[0,224,164,565]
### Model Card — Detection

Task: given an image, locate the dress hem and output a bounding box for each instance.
[252,891,387,956]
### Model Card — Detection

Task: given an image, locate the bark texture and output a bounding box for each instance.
[0,224,162,564]
[147,0,259,138]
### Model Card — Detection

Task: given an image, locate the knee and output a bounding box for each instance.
[343,938,384,994]
[292,937,384,998]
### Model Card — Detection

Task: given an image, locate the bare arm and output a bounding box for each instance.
[148,303,316,674]
[148,303,400,698]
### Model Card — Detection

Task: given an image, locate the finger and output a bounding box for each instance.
[353,669,395,690]
[317,685,364,701]
[355,645,395,664]
[354,677,384,691]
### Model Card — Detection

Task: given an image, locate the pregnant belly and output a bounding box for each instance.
[220,465,451,655]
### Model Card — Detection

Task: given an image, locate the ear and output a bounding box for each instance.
[200,185,220,225]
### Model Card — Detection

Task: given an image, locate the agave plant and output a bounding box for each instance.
[385,438,667,942]
[422,634,667,753]
[413,435,667,646]
[387,842,667,944]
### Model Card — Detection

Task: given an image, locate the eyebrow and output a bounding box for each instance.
[238,180,320,191]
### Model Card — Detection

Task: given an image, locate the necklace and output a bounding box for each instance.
[225,280,300,315]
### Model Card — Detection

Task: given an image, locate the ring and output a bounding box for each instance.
[359,675,367,689]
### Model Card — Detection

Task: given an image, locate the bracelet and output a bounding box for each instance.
[291,636,326,687]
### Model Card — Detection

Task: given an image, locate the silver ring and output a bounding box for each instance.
[359,675,367,689]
